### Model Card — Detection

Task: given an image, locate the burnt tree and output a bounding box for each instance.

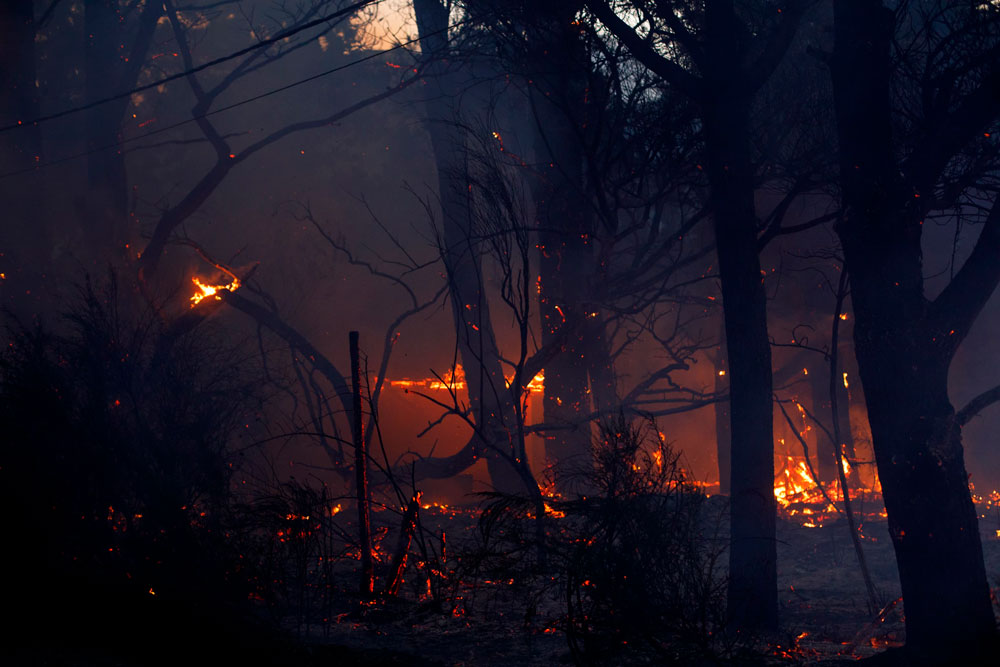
[831,0,1000,660]
[588,0,807,631]
[413,0,523,492]
[81,0,161,263]
[522,2,616,491]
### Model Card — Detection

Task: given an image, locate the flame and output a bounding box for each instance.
[190,275,240,307]
[773,456,836,521]
[386,364,544,394]
[428,365,466,391]
[544,501,566,518]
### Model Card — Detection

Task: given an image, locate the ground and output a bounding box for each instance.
[308,504,1000,666]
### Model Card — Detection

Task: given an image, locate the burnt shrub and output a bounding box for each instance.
[473,414,730,665]
[0,276,276,663]
[560,415,729,665]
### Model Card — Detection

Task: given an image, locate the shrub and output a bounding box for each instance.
[473,414,730,665]
[0,276,269,662]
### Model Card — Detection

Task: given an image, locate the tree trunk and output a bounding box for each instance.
[696,0,779,632]
[809,362,837,483]
[703,99,777,633]
[81,0,160,265]
[534,132,593,491]
[526,7,610,494]
[414,0,522,493]
[831,0,998,659]
[584,315,617,415]
[713,330,732,496]
[350,331,374,596]
[849,302,995,660]
[83,0,129,262]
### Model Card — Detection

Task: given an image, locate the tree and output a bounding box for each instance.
[830,0,1000,660]
[412,0,525,492]
[81,0,161,263]
[587,0,808,631]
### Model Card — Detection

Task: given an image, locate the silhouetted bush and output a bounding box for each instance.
[472,414,731,665]
[0,276,276,664]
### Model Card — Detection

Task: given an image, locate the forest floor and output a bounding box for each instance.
[309,503,1000,666]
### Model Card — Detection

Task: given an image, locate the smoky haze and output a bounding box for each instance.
[1,0,998,492]
[2,2,1000,663]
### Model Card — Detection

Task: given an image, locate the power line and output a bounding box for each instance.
[0,0,382,135]
[0,18,466,182]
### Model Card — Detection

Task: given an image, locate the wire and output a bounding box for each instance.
[0,0,382,135]
[0,17,467,182]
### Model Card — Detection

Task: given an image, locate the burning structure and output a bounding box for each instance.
[1,1,1000,665]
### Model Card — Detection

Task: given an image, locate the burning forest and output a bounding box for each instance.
[3,1,1000,665]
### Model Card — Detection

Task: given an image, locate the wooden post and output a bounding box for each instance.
[351,331,374,596]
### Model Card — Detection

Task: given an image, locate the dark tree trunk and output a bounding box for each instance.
[526,5,619,494]
[831,0,998,659]
[584,316,617,415]
[703,99,778,632]
[350,332,374,596]
[836,339,855,461]
[532,95,594,490]
[698,4,776,632]
[414,0,522,493]
[81,0,160,264]
[585,0,803,633]
[83,0,129,261]
[809,362,838,483]
[713,335,732,496]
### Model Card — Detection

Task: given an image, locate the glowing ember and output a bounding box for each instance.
[190,275,240,307]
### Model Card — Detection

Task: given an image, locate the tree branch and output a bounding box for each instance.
[929,197,1000,352]
[956,384,1000,428]
[738,2,806,97]
[586,1,705,100]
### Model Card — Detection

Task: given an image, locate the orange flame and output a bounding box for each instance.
[387,364,545,394]
[190,275,240,307]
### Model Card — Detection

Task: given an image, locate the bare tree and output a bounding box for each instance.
[586,0,810,632]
